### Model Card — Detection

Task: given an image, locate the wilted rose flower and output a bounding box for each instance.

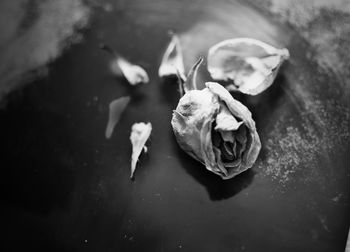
[171,82,261,179]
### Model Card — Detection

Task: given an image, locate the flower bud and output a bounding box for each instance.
[171,82,261,179]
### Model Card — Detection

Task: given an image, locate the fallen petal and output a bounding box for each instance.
[207,38,289,95]
[219,131,235,143]
[105,96,130,139]
[158,32,186,81]
[130,122,152,179]
[100,43,149,85]
[112,57,149,85]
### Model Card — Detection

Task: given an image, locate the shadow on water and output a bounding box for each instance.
[170,133,255,201]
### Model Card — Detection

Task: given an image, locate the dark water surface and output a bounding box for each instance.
[1,0,349,251]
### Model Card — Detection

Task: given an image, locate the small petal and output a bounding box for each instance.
[207,38,289,95]
[100,43,149,85]
[105,96,130,139]
[220,131,235,143]
[130,122,152,179]
[113,57,149,85]
[215,104,243,131]
[158,32,186,81]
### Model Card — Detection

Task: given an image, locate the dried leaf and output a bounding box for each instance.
[207,38,289,95]
[184,57,203,92]
[158,32,186,81]
[105,96,130,139]
[100,43,149,85]
[130,122,152,179]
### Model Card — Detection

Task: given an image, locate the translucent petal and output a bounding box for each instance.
[111,56,149,85]
[206,82,261,173]
[158,32,186,81]
[100,43,149,85]
[215,104,243,131]
[105,96,130,139]
[208,38,289,95]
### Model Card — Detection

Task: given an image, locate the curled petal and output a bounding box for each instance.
[171,89,219,163]
[100,43,149,85]
[215,105,243,131]
[105,96,130,139]
[130,122,152,179]
[158,32,186,81]
[207,38,289,95]
[111,57,149,85]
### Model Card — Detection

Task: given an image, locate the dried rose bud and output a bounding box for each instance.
[207,38,289,95]
[171,82,261,179]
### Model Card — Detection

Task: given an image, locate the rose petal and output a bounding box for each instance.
[105,96,130,139]
[215,104,243,131]
[207,38,289,95]
[220,142,235,161]
[158,32,186,81]
[206,82,261,175]
[112,56,149,85]
[130,122,152,179]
